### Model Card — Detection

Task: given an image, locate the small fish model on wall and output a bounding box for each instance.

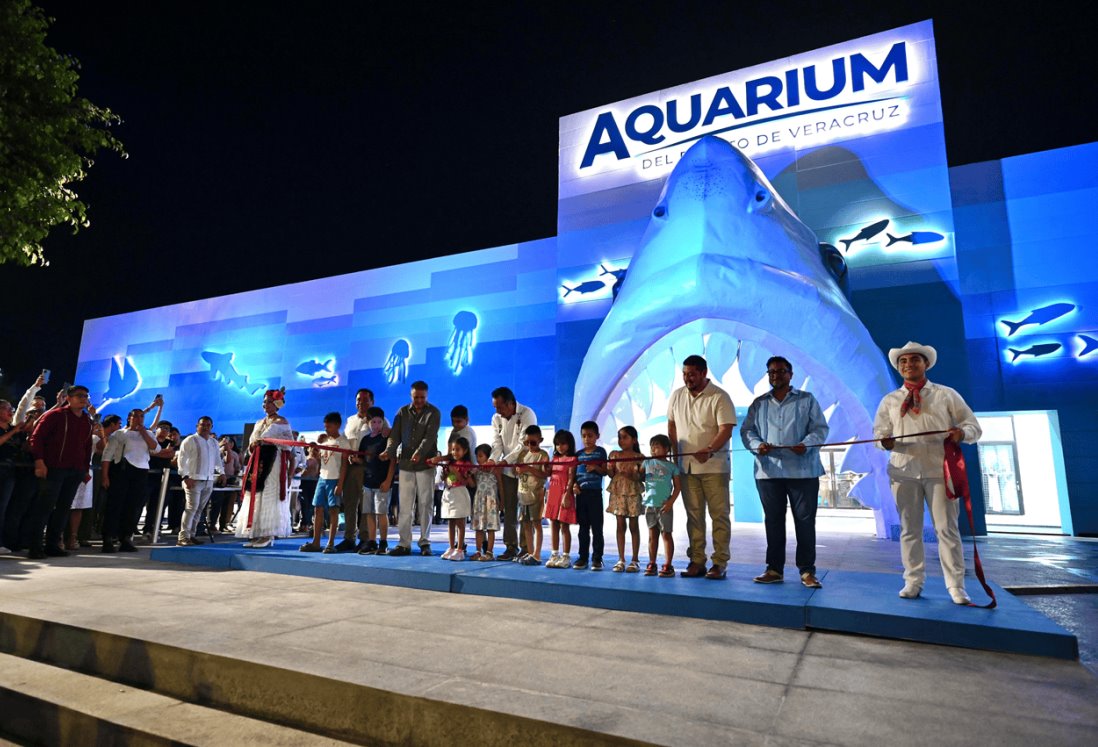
[560,279,607,298]
[296,358,338,388]
[1008,343,1062,362]
[999,303,1076,337]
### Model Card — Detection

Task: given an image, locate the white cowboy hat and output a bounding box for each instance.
[888,341,937,371]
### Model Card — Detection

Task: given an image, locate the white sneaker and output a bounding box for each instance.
[451,549,466,561]
[441,547,455,560]
[557,555,571,569]
[546,553,560,568]
[898,584,922,599]
[948,587,972,605]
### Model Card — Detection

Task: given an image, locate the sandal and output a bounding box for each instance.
[658,563,675,577]
[299,543,321,552]
[644,562,658,576]
[612,560,626,573]
[626,560,640,573]
[469,551,484,561]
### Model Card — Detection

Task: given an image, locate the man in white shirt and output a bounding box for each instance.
[101,408,162,552]
[667,355,736,580]
[177,416,224,546]
[14,371,47,426]
[490,386,537,560]
[874,341,982,605]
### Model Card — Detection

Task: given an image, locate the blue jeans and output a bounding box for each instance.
[756,477,819,575]
[575,489,604,563]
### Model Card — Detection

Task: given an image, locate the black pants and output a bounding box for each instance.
[26,468,83,553]
[298,478,318,526]
[575,489,605,564]
[3,469,39,550]
[757,477,820,575]
[105,462,149,541]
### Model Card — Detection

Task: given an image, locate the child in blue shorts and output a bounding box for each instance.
[300,412,350,554]
[641,434,682,577]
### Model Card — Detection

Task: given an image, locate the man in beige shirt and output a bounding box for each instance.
[667,355,736,579]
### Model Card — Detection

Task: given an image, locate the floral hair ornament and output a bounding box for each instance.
[264,387,286,409]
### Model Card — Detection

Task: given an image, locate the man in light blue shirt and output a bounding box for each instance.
[741,356,828,588]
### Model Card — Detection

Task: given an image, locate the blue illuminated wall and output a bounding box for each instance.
[953,142,1098,533]
[76,242,562,434]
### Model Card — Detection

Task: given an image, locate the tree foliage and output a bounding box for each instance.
[0,0,125,266]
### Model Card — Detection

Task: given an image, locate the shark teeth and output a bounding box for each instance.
[587,321,875,488]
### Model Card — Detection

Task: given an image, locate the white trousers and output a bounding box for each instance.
[179,479,215,541]
[892,476,965,590]
[397,469,434,549]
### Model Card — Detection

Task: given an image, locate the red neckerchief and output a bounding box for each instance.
[900,379,927,417]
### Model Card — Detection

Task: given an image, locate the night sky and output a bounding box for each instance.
[1,1,1091,397]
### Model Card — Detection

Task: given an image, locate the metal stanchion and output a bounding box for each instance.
[151,468,170,544]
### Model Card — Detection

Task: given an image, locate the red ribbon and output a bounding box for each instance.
[943,438,997,609]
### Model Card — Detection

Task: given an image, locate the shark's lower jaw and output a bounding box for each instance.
[573,317,888,496]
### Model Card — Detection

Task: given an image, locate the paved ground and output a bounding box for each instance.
[1,522,1097,745]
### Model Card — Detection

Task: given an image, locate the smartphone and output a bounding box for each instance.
[42,368,51,384]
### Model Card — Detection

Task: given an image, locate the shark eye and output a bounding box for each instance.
[652,204,668,218]
[753,188,771,207]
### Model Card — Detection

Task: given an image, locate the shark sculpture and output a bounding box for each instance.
[201,351,265,395]
[570,135,899,535]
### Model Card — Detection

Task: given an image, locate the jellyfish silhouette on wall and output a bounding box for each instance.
[445,310,478,375]
[383,339,411,385]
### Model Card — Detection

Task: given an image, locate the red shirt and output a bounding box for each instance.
[29,407,95,471]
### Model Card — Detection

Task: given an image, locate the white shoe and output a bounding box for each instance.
[557,555,571,569]
[251,537,273,549]
[451,549,466,561]
[948,587,972,605]
[242,540,256,548]
[898,584,922,599]
[546,553,560,568]
[441,547,454,560]
[0,546,12,555]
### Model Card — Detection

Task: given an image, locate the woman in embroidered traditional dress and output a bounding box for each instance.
[237,388,295,548]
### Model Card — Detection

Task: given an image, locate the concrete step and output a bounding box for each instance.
[0,651,353,746]
[0,610,649,747]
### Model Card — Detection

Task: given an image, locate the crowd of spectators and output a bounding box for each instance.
[0,373,251,558]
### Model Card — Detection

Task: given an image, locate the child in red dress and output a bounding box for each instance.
[545,430,578,568]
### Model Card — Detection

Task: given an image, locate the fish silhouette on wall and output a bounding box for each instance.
[839,219,889,252]
[1008,343,1062,362]
[885,231,946,247]
[599,264,628,300]
[570,135,896,524]
[1076,335,1098,358]
[296,359,334,376]
[201,351,265,395]
[99,355,142,410]
[313,374,339,387]
[561,279,607,298]
[1000,303,1076,336]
